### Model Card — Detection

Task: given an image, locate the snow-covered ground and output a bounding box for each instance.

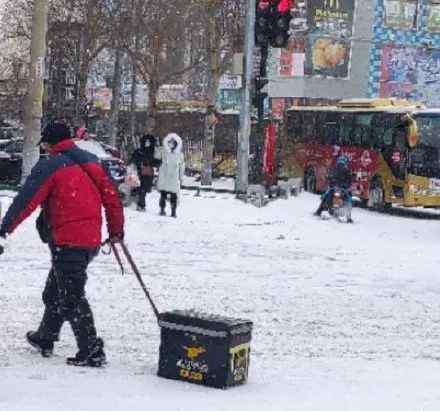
[182,175,235,191]
[1,189,440,410]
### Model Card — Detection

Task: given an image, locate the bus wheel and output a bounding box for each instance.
[368,179,391,211]
[304,169,316,193]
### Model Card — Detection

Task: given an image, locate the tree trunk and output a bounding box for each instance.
[146,80,159,135]
[129,0,141,141]
[201,6,221,186]
[75,58,89,125]
[109,48,123,147]
[201,105,217,186]
[21,0,49,184]
[129,57,137,141]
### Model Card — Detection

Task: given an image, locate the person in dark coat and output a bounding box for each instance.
[314,155,353,221]
[130,134,160,211]
[0,120,124,367]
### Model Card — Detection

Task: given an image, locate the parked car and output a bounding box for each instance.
[0,139,24,185]
[0,138,125,186]
[0,126,23,148]
[74,139,126,185]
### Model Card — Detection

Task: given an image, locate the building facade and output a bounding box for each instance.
[368,0,440,107]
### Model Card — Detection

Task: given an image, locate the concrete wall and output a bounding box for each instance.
[269,0,374,99]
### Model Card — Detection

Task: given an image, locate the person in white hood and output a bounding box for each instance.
[156,133,185,217]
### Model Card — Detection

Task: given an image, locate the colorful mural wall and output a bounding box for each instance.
[369,0,440,107]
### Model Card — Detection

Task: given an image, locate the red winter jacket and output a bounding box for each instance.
[0,139,124,248]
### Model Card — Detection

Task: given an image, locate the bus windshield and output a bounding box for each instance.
[410,115,440,178]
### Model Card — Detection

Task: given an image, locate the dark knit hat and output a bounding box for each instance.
[39,121,71,145]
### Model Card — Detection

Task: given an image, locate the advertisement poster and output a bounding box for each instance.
[304,0,355,78]
[277,37,306,77]
[417,50,440,107]
[428,2,440,32]
[379,45,440,107]
[378,45,420,99]
[383,0,417,30]
[271,98,286,120]
[217,89,241,112]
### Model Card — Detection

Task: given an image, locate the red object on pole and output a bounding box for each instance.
[258,0,270,10]
[263,123,276,181]
[277,0,292,13]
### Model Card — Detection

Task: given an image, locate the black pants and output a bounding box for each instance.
[159,191,177,211]
[138,175,153,208]
[37,246,99,353]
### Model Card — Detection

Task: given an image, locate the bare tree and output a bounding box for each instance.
[189,0,245,185]
[125,0,206,135]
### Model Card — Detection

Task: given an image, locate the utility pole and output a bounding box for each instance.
[236,0,255,194]
[21,0,49,184]
[109,48,123,147]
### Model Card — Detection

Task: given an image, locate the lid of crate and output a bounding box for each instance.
[159,309,253,337]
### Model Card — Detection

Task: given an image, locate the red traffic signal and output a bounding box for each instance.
[255,0,293,48]
[277,0,292,13]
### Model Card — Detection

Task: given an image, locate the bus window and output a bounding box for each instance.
[352,113,373,147]
[371,113,395,149]
[301,112,317,143]
[339,113,353,146]
[409,115,440,178]
[286,111,302,143]
[320,112,340,145]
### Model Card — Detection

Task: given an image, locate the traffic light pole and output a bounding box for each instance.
[252,44,269,185]
[236,0,256,194]
[257,45,269,122]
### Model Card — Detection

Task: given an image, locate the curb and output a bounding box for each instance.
[0,184,19,192]
[182,185,236,194]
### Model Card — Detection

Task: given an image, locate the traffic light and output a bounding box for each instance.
[271,0,293,48]
[255,0,293,48]
[255,0,272,47]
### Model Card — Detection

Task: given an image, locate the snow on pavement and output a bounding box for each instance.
[1,190,440,410]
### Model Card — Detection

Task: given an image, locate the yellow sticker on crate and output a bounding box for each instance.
[230,343,250,383]
[183,346,206,360]
[179,369,203,381]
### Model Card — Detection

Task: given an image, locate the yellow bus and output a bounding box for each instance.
[282,98,440,208]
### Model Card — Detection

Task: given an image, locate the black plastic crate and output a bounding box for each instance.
[158,310,253,389]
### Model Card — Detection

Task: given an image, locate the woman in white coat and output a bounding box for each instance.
[156,133,185,217]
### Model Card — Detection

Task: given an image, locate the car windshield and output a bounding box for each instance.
[3,140,23,153]
[75,140,112,160]
[416,115,440,149]
[0,128,20,140]
[409,115,440,178]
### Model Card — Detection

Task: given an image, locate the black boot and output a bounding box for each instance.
[171,207,176,218]
[314,204,324,216]
[159,208,166,216]
[66,338,106,367]
[26,331,54,358]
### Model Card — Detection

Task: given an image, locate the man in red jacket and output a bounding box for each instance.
[0,120,124,367]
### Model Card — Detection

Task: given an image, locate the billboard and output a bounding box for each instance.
[277,0,355,79]
[379,45,440,107]
[304,0,355,78]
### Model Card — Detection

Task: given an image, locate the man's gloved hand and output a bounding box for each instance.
[109,232,124,244]
[0,233,7,256]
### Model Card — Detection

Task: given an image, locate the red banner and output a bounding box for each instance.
[263,124,276,181]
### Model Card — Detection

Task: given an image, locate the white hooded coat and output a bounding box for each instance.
[156,133,185,195]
